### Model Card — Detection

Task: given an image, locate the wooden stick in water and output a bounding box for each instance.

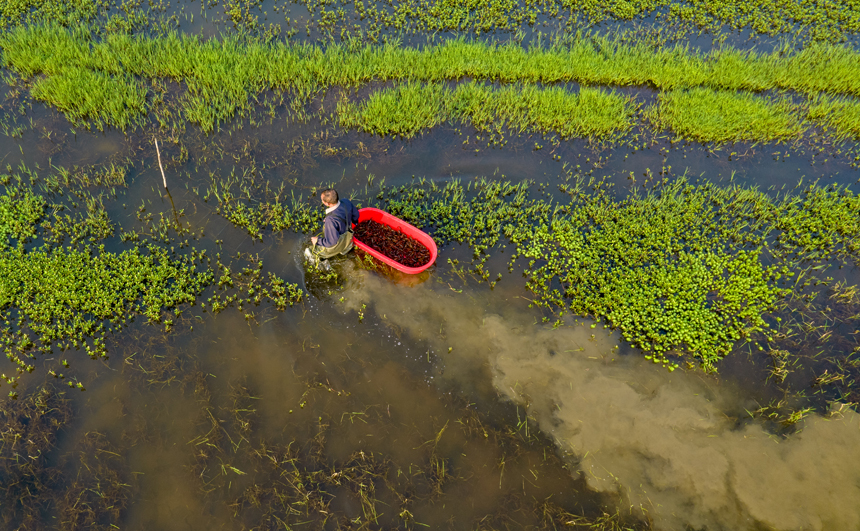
[154,137,167,189]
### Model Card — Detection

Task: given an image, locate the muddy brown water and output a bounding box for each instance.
[2,72,860,530]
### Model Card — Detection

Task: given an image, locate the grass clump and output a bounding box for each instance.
[338,83,449,138]
[0,186,45,248]
[807,94,860,142]
[454,83,634,139]
[30,69,146,130]
[338,82,634,139]
[653,89,804,143]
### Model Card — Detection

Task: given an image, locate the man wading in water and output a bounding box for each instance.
[305,188,360,263]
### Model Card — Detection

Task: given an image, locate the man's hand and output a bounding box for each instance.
[311,236,318,245]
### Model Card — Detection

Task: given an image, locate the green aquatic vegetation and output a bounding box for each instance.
[0,244,213,359]
[522,189,788,368]
[29,68,146,131]
[652,89,804,143]
[368,175,860,370]
[0,165,306,390]
[666,0,860,43]
[454,83,634,139]
[807,94,860,142]
[338,82,634,139]
[204,168,324,238]
[0,186,45,249]
[44,163,128,190]
[297,0,860,43]
[338,83,449,138]
[769,183,860,263]
[4,24,860,141]
[0,0,111,29]
[43,192,114,246]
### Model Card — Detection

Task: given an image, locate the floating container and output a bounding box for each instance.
[353,207,437,274]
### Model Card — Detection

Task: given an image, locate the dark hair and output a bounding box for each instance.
[320,188,338,204]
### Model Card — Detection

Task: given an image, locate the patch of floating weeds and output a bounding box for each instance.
[0,165,305,395]
[3,24,860,146]
[2,0,860,45]
[0,0,112,30]
[364,174,860,371]
[294,0,860,43]
[0,386,133,527]
[202,166,324,239]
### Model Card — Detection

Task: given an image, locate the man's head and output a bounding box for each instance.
[320,188,338,206]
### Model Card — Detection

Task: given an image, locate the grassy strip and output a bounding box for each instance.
[2,24,860,134]
[652,89,804,143]
[337,83,634,139]
[8,25,858,93]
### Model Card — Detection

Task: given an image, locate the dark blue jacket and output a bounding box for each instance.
[318,198,360,248]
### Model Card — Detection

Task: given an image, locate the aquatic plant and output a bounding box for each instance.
[807,94,860,142]
[3,24,860,143]
[0,166,306,391]
[297,0,860,43]
[652,89,804,143]
[0,387,71,524]
[369,175,860,370]
[338,82,634,139]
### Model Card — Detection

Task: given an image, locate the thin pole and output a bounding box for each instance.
[154,137,167,189]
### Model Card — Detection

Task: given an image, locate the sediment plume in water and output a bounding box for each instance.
[348,272,860,531]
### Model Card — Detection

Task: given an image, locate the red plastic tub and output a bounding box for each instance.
[352,207,437,274]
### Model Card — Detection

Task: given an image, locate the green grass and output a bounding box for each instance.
[454,83,634,139]
[337,83,635,139]
[337,83,450,138]
[3,24,860,139]
[807,94,860,141]
[653,89,804,143]
[30,69,146,130]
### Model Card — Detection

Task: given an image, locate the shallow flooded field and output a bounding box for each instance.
[2,1,860,530]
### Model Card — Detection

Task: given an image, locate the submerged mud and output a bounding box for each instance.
[350,271,860,531]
